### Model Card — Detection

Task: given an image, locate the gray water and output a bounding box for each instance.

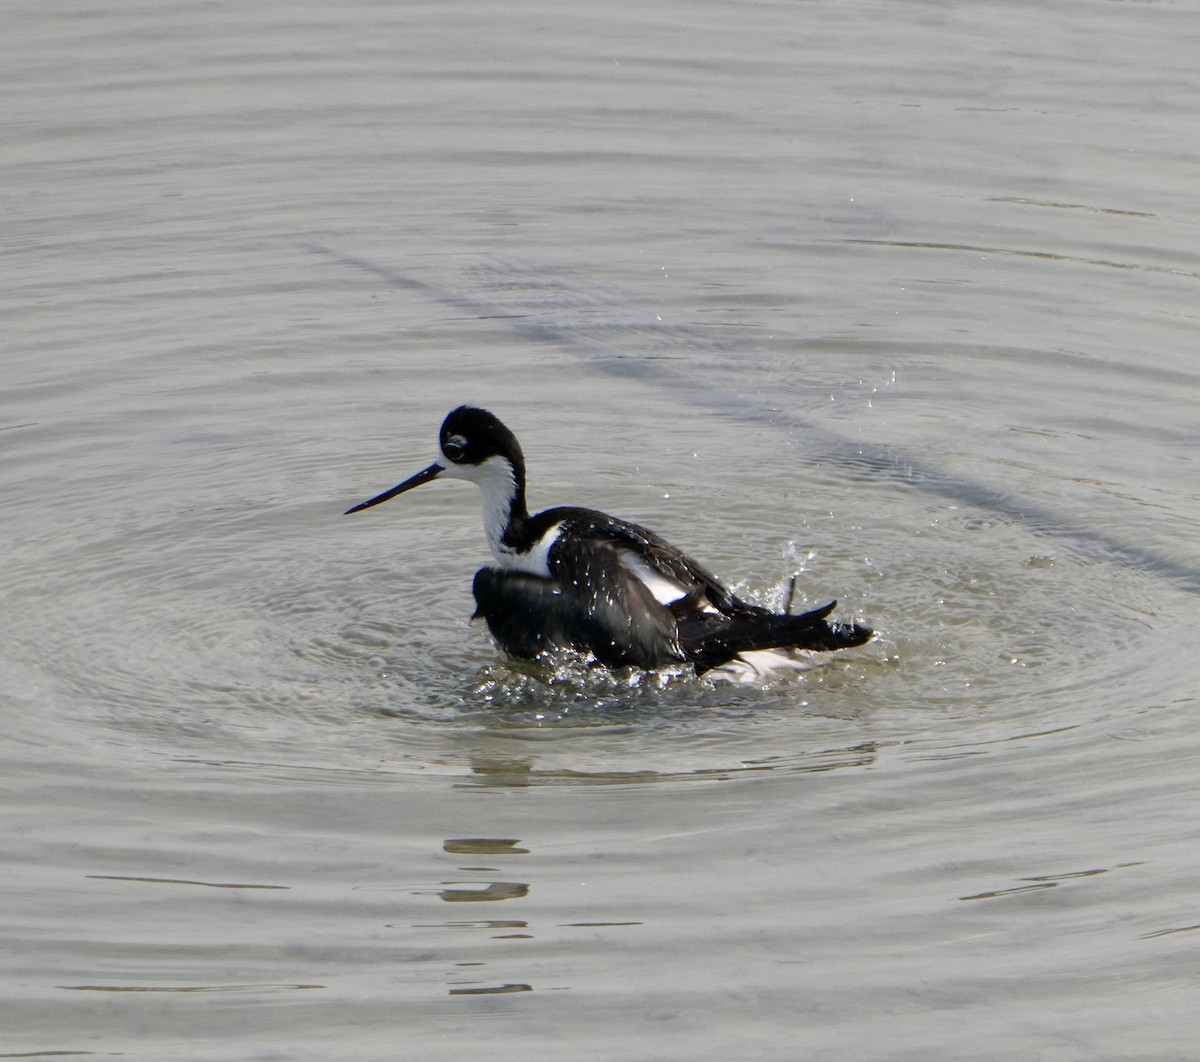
[5,2,1200,1059]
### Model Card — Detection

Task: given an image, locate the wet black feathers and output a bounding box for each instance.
[473,537,683,670]
[471,511,873,673]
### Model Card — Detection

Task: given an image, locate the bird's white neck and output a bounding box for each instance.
[469,456,561,576]
[441,453,554,575]
[457,455,524,564]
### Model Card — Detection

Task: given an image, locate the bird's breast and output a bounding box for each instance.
[492,521,563,577]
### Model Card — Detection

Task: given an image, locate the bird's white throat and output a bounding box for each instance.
[449,454,558,576]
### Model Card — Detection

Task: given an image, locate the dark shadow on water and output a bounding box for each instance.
[307,244,1200,597]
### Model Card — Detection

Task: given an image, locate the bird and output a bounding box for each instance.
[345,406,872,679]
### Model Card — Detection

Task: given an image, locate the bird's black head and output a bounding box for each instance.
[439,406,524,474]
[344,406,526,516]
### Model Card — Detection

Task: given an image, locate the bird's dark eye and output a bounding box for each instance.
[443,434,468,462]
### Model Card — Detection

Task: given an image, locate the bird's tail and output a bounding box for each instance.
[682,600,873,675]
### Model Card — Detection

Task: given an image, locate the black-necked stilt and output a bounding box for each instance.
[346,406,872,679]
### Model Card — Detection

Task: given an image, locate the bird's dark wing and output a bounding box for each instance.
[472,537,686,670]
[539,506,751,614]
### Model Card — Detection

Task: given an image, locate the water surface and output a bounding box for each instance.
[4,2,1200,1059]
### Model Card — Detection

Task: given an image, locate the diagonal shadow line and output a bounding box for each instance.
[307,244,1200,596]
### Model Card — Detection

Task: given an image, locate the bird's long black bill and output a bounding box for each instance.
[344,462,443,514]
